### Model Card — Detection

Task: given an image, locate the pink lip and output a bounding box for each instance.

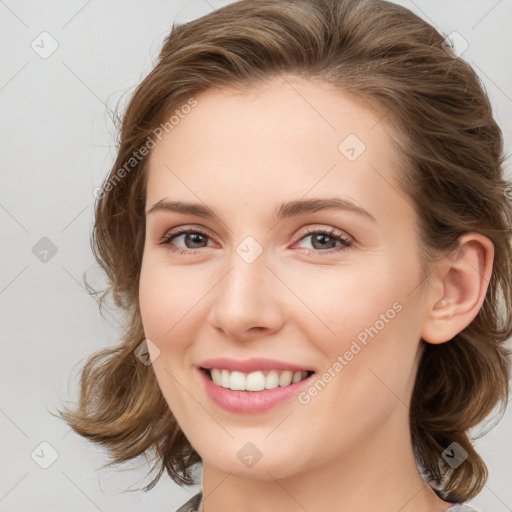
[199,357,313,373]
[197,366,315,413]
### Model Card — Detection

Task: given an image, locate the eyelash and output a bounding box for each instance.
[158,226,353,256]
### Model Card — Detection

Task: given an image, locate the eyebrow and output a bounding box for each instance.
[147,197,376,223]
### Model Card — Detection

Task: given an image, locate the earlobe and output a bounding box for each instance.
[421,233,494,345]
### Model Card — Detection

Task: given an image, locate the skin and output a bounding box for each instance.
[138,76,494,512]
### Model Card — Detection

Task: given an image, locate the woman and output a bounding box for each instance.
[59,0,512,511]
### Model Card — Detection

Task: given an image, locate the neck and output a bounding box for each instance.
[198,414,451,512]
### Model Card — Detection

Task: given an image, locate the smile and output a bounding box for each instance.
[197,361,317,413]
[202,368,314,392]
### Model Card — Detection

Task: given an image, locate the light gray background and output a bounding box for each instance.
[1,1,511,511]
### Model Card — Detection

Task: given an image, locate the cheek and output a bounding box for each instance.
[139,258,183,350]
[284,261,405,347]
[295,259,421,394]
[139,256,203,341]
[332,251,421,347]
[138,266,170,340]
[138,260,198,414]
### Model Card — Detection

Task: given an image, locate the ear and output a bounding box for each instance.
[421,233,494,344]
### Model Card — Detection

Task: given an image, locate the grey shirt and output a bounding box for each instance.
[175,492,202,512]
[173,492,481,511]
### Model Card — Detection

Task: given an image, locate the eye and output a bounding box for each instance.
[159,227,213,254]
[293,227,353,255]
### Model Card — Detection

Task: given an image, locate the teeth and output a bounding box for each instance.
[208,368,310,391]
[292,371,303,383]
[279,370,293,387]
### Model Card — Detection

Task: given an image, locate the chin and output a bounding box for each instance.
[200,441,309,480]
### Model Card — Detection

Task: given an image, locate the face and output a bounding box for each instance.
[139,76,429,479]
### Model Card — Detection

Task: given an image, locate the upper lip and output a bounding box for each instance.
[199,357,314,373]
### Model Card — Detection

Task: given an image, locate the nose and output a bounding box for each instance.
[208,248,285,341]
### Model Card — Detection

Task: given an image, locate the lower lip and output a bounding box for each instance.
[197,367,315,413]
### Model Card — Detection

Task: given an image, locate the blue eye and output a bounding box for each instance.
[159,226,353,256]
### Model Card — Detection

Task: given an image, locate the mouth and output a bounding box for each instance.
[200,367,316,392]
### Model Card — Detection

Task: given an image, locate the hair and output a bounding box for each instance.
[56,0,512,503]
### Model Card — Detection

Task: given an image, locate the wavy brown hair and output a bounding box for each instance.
[57,0,512,502]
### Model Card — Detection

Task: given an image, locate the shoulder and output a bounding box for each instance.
[174,491,202,512]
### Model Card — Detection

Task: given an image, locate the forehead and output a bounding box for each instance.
[145,77,412,229]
